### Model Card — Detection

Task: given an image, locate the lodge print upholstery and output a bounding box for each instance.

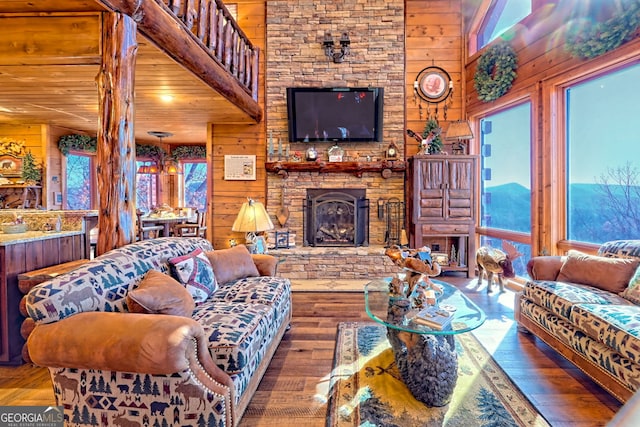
[518,240,640,402]
[25,237,292,427]
[50,368,228,427]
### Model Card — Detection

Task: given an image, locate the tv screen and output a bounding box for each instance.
[286,87,384,142]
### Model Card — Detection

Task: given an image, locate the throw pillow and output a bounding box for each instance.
[621,265,640,304]
[557,250,640,293]
[126,270,195,317]
[206,244,259,285]
[168,248,217,303]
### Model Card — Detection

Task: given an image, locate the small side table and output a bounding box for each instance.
[364,278,486,406]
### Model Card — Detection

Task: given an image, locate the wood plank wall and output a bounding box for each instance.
[209,1,266,250]
[405,0,464,158]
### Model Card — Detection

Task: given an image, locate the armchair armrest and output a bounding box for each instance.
[526,256,566,281]
[27,311,232,389]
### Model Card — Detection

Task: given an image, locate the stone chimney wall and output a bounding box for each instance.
[265,0,406,250]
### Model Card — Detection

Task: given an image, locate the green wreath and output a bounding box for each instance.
[565,1,640,59]
[474,43,518,103]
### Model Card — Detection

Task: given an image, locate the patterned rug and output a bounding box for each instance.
[327,322,550,427]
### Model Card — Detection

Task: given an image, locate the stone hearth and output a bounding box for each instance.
[272,245,398,280]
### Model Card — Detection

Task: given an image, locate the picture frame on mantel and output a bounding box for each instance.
[0,154,23,177]
[224,155,256,180]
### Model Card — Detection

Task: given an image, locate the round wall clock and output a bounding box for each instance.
[414,66,453,104]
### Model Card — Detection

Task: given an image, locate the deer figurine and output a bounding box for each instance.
[476,241,523,293]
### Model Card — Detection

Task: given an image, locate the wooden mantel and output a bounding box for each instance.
[265,160,406,179]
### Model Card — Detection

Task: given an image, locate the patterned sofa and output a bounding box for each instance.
[515,240,640,403]
[25,237,292,427]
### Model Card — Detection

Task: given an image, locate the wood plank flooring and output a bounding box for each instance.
[0,276,623,426]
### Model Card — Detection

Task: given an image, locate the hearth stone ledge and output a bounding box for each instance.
[270,244,399,280]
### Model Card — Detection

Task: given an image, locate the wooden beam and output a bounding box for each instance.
[95,0,262,123]
[95,11,137,255]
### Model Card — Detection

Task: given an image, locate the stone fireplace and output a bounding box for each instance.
[304,188,369,247]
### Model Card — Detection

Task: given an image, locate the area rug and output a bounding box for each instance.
[327,322,550,427]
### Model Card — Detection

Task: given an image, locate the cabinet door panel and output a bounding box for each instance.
[415,159,445,220]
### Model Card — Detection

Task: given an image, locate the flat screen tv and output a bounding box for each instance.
[286,87,384,143]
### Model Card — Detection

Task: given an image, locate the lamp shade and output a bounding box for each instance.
[232,198,274,233]
[445,120,474,140]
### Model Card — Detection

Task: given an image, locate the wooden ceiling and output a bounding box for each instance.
[0,1,259,144]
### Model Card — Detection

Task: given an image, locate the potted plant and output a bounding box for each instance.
[21,151,42,185]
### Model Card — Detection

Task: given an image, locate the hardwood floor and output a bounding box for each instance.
[0,276,622,426]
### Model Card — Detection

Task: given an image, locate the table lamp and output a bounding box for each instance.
[445,120,474,154]
[231,198,274,251]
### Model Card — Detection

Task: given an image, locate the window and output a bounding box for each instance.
[478,0,531,49]
[136,160,158,212]
[65,153,95,209]
[565,63,640,244]
[479,102,532,276]
[182,161,207,211]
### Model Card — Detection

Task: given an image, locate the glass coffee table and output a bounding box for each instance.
[364,277,486,407]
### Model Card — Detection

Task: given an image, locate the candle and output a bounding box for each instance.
[278,139,282,156]
[268,131,274,155]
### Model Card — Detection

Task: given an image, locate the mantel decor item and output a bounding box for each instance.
[385,141,399,159]
[21,151,42,184]
[0,154,23,177]
[474,42,518,102]
[328,144,344,162]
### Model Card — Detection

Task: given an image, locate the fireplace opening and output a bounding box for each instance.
[304,189,369,247]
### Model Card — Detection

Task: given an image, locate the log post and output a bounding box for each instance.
[95,12,138,255]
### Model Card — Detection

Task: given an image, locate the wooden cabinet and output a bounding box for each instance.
[407,155,477,277]
[0,232,84,365]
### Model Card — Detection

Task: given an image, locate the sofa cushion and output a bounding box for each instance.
[126,270,195,317]
[621,266,640,304]
[571,303,640,365]
[206,245,259,285]
[557,250,640,293]
[523,280,631,321]
[169,248,217,303]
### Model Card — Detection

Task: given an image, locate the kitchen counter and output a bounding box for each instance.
[0,230,83,246]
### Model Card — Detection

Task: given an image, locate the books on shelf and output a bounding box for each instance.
[412,305,453,331]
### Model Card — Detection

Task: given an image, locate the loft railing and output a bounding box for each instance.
[163,0,259,101]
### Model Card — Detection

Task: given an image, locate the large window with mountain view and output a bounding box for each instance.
[65,152,95,210]
[565,63,640,244]
[479,102,531,276]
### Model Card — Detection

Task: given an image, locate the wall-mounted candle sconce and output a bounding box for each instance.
[323,32,351,63]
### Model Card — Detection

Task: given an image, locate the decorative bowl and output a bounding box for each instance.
[1,223,28,234]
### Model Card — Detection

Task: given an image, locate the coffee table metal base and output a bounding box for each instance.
[387,328,458,407]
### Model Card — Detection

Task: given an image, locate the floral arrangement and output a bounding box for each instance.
[474,42,518,102]
[565,0,640,59]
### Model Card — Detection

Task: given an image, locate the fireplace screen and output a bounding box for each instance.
[304,189,369,247]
